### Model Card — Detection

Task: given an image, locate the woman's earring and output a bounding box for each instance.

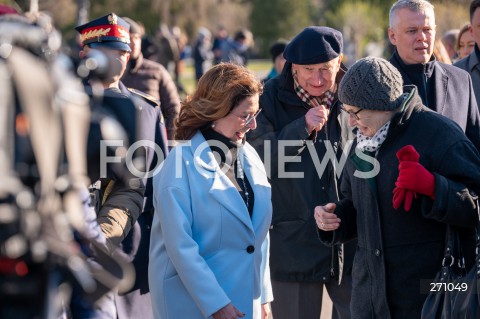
[211,122,215,128]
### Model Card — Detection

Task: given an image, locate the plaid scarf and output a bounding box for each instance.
[293,75,336,109]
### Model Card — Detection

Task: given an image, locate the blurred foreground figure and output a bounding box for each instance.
[0,8,133,319]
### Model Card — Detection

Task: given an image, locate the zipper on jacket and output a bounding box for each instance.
[330,246,335,278]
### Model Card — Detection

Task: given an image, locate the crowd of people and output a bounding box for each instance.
[2,0,480,319]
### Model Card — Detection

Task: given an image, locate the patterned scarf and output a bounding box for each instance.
[293,75,336,109]
[355,121,391,153]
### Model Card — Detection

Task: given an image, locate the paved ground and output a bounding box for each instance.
[267,287,333,319]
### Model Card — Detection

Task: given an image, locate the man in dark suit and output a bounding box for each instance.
[454,0,480,103]
[388,0,480,150]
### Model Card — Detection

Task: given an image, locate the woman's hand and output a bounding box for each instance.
[314,203,340,231]
[261,302,271,319]
[212,303,245,319]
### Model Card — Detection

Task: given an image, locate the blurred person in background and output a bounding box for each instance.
[212,25,228,65]
[121,17,181,139]
[433,38,452,64]
[455,0,480,103]
[441,28,459,61]
[456,23,475,61]
[193,27,213,82]
[171,26,188,95]
[142,23,179,77]
[220,29,254,66]
[262,39,288,83]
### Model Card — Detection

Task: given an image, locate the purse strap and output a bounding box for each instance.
[475,197,480,277]
[442,225,458,268]
[441,197,480,272]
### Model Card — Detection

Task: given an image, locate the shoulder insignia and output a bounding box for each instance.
[128,88,160,107]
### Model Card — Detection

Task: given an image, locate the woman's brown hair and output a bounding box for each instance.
[175,63,262,140]
[456,23,471,52]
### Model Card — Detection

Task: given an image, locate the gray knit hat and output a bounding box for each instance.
[339,57,404,111]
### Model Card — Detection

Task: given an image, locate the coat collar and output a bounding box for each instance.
[190,132,270,232]
[277,61,347,107]
[464,45,480,73]
[390,50,449,114]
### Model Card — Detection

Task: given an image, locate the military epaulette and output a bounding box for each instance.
[127,88,160,107]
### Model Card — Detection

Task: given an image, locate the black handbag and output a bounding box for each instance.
[450,229,480,318]
[421,205,480,319]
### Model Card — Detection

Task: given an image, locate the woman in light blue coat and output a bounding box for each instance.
[149,63,273,319]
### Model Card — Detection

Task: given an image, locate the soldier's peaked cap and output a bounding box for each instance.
[75,13,131,52]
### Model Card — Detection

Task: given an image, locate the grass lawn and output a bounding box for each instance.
[178,59,272,97]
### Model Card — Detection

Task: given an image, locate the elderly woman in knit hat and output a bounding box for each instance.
[314,56,480,318]
[247,26,354,319]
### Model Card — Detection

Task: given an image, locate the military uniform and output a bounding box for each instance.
[113,83,168,319]
[72,13,146,319]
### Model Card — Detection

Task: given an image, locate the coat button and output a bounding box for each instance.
[246,245,255,254]
[375,249,381,256]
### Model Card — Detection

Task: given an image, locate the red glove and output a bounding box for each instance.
[393,145,420,211]
[396,144,420,162]
[395,161,435,199]
[393,187,416,211]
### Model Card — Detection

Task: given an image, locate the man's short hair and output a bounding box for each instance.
[389,0,435,28]
[470,0,480,21]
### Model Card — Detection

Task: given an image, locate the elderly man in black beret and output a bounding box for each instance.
[247,26,354,319]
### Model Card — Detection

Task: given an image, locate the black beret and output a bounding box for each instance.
[284,26,343,65]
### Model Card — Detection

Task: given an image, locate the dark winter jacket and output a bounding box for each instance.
[247,62,355,282]
[390,50,480,151]
[114,83,169,319]
[121,54,181,139]
[319,87,480,319]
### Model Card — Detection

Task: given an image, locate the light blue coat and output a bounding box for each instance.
[149,131,273,319]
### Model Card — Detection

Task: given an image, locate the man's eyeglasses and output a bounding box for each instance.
[340,106,363,121]
[231,108,262,127]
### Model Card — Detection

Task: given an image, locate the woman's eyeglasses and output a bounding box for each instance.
[340,106,363,121]
[231,108,263,127]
